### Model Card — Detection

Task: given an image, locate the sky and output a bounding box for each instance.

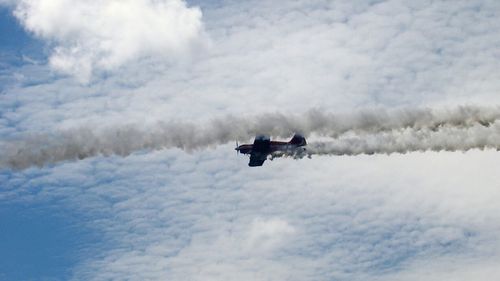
[1,0,500,280]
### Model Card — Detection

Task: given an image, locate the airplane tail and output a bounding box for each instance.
[289,134,307,146]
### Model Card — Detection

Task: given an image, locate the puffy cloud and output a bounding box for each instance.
[3,0,500,132]
[3,0,500,280]
[13,0,205,82]
[245,218,295,253]
[5,148,500,280]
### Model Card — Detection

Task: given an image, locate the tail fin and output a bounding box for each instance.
[289,134,306,146]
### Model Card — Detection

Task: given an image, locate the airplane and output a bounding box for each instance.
[235,134,307,167]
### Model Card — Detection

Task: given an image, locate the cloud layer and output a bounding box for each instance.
[5,148,500,280]
[2,0,500,280]
[12,0,205,82]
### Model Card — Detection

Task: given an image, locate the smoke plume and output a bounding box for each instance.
[2,105,500,169]
[302,122,500,157]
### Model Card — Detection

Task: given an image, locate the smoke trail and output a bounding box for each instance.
[301,122,500,157]
[2,105,500,169]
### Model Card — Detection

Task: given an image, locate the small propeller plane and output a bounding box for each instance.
[235,134,307,166]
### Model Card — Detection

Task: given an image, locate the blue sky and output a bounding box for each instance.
[2,1,500,280]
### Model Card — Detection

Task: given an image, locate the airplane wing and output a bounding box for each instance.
[248,136,271,167]
[249,152,267,167]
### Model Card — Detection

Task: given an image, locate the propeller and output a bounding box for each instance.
[235,141,239,155]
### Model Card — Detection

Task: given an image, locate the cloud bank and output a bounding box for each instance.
[12,0,204,82]
[14,147,500,280]
[2,0,500,280]
[3,105,500,169]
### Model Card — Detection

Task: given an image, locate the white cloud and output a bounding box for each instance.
[5,148,500,280]
[244,218,295,253]
[3,0,500,132]
[3,0,500,280]
[13,0,205,82]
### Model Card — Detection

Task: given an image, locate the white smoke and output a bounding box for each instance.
[303,122,500,157]
[2,106,500,169]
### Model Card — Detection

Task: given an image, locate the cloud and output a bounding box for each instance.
[3,0,500,133]
[5,148,500,280]
[380,256,500,281]
[2,0,500,280]
[245,218,295,253]
[12,0,205,82]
